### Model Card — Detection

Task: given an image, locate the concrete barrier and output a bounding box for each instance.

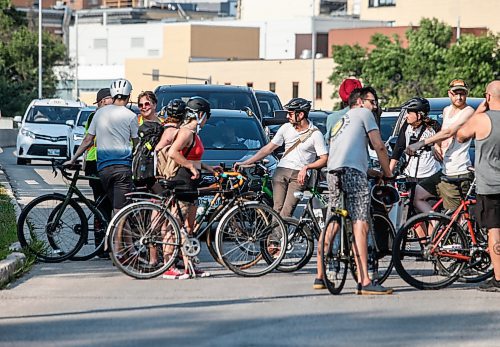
[0,129,18,148]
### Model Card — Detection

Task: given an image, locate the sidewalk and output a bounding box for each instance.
[0,151,25,287]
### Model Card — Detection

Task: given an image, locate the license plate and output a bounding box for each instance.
[47,148,60,156]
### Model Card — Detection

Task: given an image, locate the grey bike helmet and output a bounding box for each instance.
[110,79,132,98]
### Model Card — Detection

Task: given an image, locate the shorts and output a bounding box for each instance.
[419,170,473,211]
[476,194,500,229]
[327,167,370,222]
[170,167,200,203]
[98,165,133,210]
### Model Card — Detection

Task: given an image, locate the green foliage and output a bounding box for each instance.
[329,18,499,107]
[0,185,17,261]
[0,4,67,117]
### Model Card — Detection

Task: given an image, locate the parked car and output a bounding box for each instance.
[154,84,264,122]
[66,106,96,159]
[198,109,277,171]
[14,99,86,165]
[254,90,284,118]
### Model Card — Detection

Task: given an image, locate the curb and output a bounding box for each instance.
[0,157,25,288]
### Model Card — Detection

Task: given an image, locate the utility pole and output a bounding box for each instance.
[311,0,316,109]
[38,0,42,99]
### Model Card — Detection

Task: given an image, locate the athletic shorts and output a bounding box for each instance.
[327,167,370,222]
[98,165,133,210]
[169,167,200,203]
[476,194,500,229]
[419,170,472,211]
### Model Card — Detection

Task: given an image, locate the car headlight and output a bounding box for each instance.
[73,133,85,141]
[21,128,36,139]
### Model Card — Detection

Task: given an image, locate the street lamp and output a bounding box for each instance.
[38,0,42,99]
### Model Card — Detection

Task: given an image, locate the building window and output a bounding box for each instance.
[148,49,159,56]
[269,82,276,93]
[247,82,253,88]
[369,0,396,7]
[131,37,144,48]
[152,69,159,81]
[315,82,322,100]
[292,82,299,98]
[93,38,107,49]
[224,82,231,85]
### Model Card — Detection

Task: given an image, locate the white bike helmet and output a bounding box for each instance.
[110,79,132,98]
[371,184,400,208]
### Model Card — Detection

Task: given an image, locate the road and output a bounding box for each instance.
[1,146,499,346]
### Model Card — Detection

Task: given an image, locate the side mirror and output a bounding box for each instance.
[66,120,75,127]
[273,110,288,119]
[262,116,287,126]
[13,116,22,123]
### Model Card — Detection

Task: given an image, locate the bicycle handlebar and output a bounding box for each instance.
[51,160,82,180]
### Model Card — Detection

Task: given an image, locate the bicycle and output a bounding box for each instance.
[106,171,288,279]
[319,169,396,295]
[392,171,493,290]
[17,161,109,262]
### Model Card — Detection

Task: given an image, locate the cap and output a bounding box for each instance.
[339,78,362,103]
[449,79,469,93]
[94,88,111,104]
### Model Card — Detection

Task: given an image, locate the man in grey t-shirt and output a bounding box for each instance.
[66,79,139,213]
[315,87,393,295]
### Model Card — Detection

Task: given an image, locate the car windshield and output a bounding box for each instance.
[26,106,81,124]
[77,110,93,127]
[380,116,398,141]
[200,117,265,150]
[156,91,258,115]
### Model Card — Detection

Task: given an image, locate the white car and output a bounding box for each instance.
[66,106,96,160]
[14,98,86,165]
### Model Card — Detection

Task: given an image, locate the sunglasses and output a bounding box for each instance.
[363,98,378,106]
[138,101,153,108]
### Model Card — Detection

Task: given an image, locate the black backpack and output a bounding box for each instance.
[132,122,165,181]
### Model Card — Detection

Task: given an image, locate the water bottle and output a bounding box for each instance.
[196,200,208,224]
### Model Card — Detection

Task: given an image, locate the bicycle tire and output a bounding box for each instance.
[321,215,349,295]
[457,223,493,283]
[275,217,314,273]
[108,202,180,279]
[70,199,108,261]
[215,202,287,277]
[392,212,467,290]
[17,194,87,262]
[371,213,395,285]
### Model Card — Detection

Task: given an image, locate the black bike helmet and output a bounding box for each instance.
[186,96,211,118]
[371,184,400,208]
[401,97,430,115]
[284,98,312,114]
[164,99,186,120]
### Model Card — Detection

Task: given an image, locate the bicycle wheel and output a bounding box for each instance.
[108,202,180,279]
[216,202,287,277]
[457,222,493,283]
[17,194,87,262]
[371,213,395,285]
[321,215,349,295]
[70,199,108,261]
[276,217,314,273]
[392,212,467,290]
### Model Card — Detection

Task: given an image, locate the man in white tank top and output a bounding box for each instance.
[406,79,475,212]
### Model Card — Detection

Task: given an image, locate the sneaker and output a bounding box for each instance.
[359,282,393,295]
[186,266,211,278]
[355,283,362,295]
[162,267,190,280]
[478,278,500,292]
[313,278,326,290]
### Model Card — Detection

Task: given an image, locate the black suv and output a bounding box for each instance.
[154,84,264,122]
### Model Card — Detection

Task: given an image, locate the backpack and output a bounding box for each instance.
[132,121,164,181]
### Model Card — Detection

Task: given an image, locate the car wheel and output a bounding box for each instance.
[17,158,30,165]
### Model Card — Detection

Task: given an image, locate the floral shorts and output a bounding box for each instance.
[327,167,370,222]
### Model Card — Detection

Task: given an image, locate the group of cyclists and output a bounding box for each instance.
[64,76,500,294]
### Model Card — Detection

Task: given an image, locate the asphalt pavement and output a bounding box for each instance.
[1,146,499,347]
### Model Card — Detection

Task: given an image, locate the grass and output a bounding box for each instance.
[0,184,18,260]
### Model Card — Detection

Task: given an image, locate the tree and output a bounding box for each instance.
[0,1,68,117]
[329,18,499,107]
